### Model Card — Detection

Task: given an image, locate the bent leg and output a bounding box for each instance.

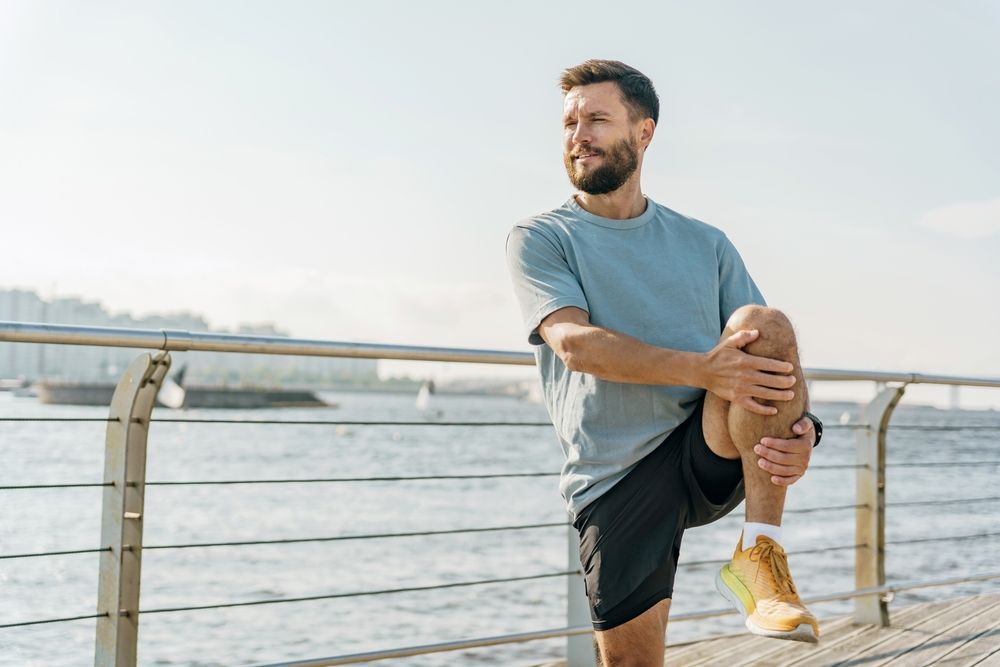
[705,306,819,642]
[594,599,670,667]
[721,305,805,524]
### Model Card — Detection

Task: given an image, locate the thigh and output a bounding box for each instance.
[684,396,745,527]
[575,433,688,626]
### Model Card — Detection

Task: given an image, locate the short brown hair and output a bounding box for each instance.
[559,59,659,124]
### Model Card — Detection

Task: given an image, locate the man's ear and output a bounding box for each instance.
[639,118,656,148]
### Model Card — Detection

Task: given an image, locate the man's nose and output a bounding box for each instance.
[572,121,592,145]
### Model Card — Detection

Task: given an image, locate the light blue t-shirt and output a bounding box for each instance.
[505,196,765,520]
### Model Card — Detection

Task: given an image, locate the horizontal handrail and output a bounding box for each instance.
[0,321,532,365]
[800,367,1000,388]
[3,322,1000,388]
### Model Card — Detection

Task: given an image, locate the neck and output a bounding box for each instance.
[574,173,646,220]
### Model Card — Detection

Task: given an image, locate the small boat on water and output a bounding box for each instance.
[36,380,330,409]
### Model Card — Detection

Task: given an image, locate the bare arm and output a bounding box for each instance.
[538,307,797,416]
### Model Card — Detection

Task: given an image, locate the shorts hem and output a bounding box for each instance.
[591,587,673,632]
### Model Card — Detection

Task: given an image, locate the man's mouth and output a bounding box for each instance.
[575,152,600,161]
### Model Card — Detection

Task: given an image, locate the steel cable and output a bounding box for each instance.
[149,418,554,426]
[0,612,107,630]
[0,465,866,492]
[13,462,1000,493]
[887,460,1000,468]
[142,522,569,551]
[138,570,577,616]
[0,547,110,560]
[0,417,117,422]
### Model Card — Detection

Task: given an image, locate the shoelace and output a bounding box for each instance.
[749,541,798,597]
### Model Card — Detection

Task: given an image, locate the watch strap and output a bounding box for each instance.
[803,411,823,448]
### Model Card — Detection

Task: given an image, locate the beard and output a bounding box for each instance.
[563,136,640,195]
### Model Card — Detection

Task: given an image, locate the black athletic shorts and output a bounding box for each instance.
[572,396,745,631]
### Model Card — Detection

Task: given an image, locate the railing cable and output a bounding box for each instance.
[888,460,1000,468]
[149,418,553,426]
[142,522,568,551]
[0,482,111,490]
[0,612,107,630]
[0,547,109,561]
[139,570,577,616]
[888,495,1000,509]
[889,424,1000,431]
[0,466,861,491]
[0,417,117,423]
[887,531,1000,546]
[145,473,558,485]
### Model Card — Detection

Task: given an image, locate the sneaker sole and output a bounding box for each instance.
[715,565,819,644]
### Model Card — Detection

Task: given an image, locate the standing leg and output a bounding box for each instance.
[593,599,670,667]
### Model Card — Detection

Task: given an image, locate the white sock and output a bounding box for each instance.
[743,522,783,547]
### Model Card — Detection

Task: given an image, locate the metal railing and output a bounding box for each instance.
[1,321,1000,666]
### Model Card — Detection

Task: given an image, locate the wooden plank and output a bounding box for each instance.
[621,594,1000,667]
[819,596,1000,667]
[704,616,855,667]
[786,597,970,667]
[883,598,1000,666]
[734,599,951,667]
[976,647,1000,666]
[732,611,916,667]
[665,632,769,664]
[850,596,1000,667]
[933,629,1000,667]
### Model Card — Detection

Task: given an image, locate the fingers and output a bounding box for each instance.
[721,332,794,374]
[769,473,803,487]
[750,386,796,402]
[757,456,802,478]
[723,329,759,349]
[752,371,796,389]
[759,435,812,454]
[750,356,795,375]
[791,417,813,436]
[737,396,778,416]
[755,444,807,464]
[756,438,811,487]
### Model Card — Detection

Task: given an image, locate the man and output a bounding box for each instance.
[505,60,823,665]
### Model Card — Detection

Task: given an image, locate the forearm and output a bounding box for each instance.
[549,321,705,387]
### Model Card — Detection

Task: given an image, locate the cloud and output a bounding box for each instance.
[918,197,1000,238]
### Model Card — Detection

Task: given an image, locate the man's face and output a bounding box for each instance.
[562,81,641,195]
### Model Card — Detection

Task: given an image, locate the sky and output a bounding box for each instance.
[1,1,998,405]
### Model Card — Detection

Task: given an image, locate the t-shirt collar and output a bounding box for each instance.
[566,195,656,230]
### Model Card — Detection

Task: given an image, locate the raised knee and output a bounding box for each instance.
[726,305,792,336]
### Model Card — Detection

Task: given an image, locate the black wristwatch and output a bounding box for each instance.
[803,411,823,448]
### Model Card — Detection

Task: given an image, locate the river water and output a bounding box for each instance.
[1,389,998,666]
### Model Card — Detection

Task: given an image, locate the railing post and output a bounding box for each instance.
[853,383,905,626]
[95,351,171,666]
[567,521,596,667]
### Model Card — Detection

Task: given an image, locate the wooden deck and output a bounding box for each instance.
[538,592,1000,666]
[662,592,1000,666]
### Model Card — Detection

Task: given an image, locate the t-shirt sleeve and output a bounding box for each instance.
[718,236,766,326]
[505,225,590,346]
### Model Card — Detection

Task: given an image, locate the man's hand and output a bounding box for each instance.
[702,329,797,416]
[754,416,816,486]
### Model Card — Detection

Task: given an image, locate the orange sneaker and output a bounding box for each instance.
[715,533,819,643]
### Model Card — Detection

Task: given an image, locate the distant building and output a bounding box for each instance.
[0,289,376,385]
